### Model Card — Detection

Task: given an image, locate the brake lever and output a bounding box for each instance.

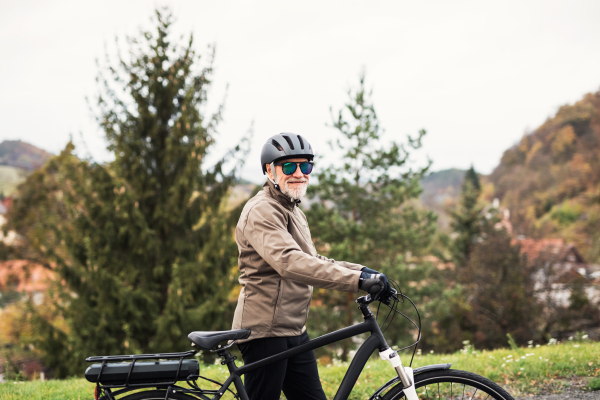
[382,288,399,306]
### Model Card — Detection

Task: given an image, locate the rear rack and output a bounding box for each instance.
[86,349,198,391]
[86,350,197,363]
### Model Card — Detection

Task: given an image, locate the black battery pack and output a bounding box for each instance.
[85,359,199,385]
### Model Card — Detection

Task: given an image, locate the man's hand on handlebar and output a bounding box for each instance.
[359,268,392,301]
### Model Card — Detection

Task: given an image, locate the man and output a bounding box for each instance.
[232,133,390,400]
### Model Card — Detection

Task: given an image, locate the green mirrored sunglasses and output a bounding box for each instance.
[273,161,314,175]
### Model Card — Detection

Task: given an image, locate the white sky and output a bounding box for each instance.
[1,0,599,183]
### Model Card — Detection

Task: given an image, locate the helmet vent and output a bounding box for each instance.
[282,135,295,150]
[297,135,305,149]
[271,140,284,151]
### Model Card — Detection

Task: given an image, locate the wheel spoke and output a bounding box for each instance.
[392,369,512,400]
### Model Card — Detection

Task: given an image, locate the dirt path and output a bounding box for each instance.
[515,388,600,399]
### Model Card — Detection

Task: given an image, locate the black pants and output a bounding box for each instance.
[237,332,327,400]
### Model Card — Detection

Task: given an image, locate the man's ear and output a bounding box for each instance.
[265,163,274,181]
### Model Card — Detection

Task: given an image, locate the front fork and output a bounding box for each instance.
[357,297,419,400]
[379,348,418,400]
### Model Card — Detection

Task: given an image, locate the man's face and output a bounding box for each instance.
[266,158,310,200]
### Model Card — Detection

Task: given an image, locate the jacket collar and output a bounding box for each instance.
[263,180,301,210]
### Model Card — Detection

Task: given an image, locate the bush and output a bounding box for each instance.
[589,378,600,391]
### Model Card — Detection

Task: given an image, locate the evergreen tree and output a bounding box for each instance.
[305,71,436,359]
[9,9,247,376]
[461,229,540,348]
[445,168,541,349]
[450,166,483,267]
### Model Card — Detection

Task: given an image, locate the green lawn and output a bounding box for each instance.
[1,340,598,399]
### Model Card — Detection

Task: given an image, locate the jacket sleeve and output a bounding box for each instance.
[315,254,364,271]
[244,203,361,292]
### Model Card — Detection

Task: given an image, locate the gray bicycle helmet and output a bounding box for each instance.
[260,133,314,174]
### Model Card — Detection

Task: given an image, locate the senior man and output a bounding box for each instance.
[231,133,390,400]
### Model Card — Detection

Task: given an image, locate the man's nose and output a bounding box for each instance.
[292,165,304,178]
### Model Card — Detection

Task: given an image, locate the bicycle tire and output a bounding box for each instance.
[382,369,515,400]
[102,389,205,400]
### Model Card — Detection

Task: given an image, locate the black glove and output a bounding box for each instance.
[359,271,390,299]
[361,267,380,275]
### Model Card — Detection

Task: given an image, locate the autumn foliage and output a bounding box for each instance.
[489,91,600,263]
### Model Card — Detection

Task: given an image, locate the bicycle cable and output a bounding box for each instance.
[374,278,422,367]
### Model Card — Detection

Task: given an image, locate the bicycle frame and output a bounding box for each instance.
[94,296,448,400]
[210,299,397,400]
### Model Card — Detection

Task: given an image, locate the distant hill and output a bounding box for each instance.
[419,169,466,231]
[0,140,52,171]
[489,90,600,263]
[0,141,53,196]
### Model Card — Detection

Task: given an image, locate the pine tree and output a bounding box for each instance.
[449,166,483,267]
[445,167,541,349]
[461,229,540,348]
[305,71,436,359]
[9,9,247,376]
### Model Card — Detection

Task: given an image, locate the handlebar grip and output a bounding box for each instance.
[361,278,384,295]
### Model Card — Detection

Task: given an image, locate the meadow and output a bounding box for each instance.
[1,339,598,399]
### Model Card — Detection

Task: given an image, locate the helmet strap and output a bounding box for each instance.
[268,162,280,190]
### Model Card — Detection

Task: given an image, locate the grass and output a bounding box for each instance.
[1,340,599,399]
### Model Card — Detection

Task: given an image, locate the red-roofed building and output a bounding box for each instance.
[1,197,13,215]
[515,237,591,275]
[513,237,599,307]
[0,260,53,306]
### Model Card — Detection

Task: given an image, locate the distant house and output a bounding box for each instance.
[517,238,592,276]
[1,197,13,215]
[514,237,599,307]
[0,196,18,244]
[0,260,53,306]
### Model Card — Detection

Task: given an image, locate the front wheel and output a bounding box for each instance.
[382,369,514,400]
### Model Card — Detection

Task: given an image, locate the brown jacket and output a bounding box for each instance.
[231,181,363,341]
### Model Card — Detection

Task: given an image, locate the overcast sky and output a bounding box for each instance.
[1,0,599,183]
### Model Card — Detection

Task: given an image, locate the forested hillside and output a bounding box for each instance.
[489,90,600,263]
[420,168,465,231]
[0,140,52,171]
[0,141,52,196]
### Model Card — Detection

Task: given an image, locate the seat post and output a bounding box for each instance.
[217,349,239,372]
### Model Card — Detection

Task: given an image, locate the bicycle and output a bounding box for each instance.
[86,282,515,400]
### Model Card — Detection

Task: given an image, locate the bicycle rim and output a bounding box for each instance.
[383,369,515,400]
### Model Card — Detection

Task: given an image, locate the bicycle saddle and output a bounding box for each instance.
[188,329,251,350]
